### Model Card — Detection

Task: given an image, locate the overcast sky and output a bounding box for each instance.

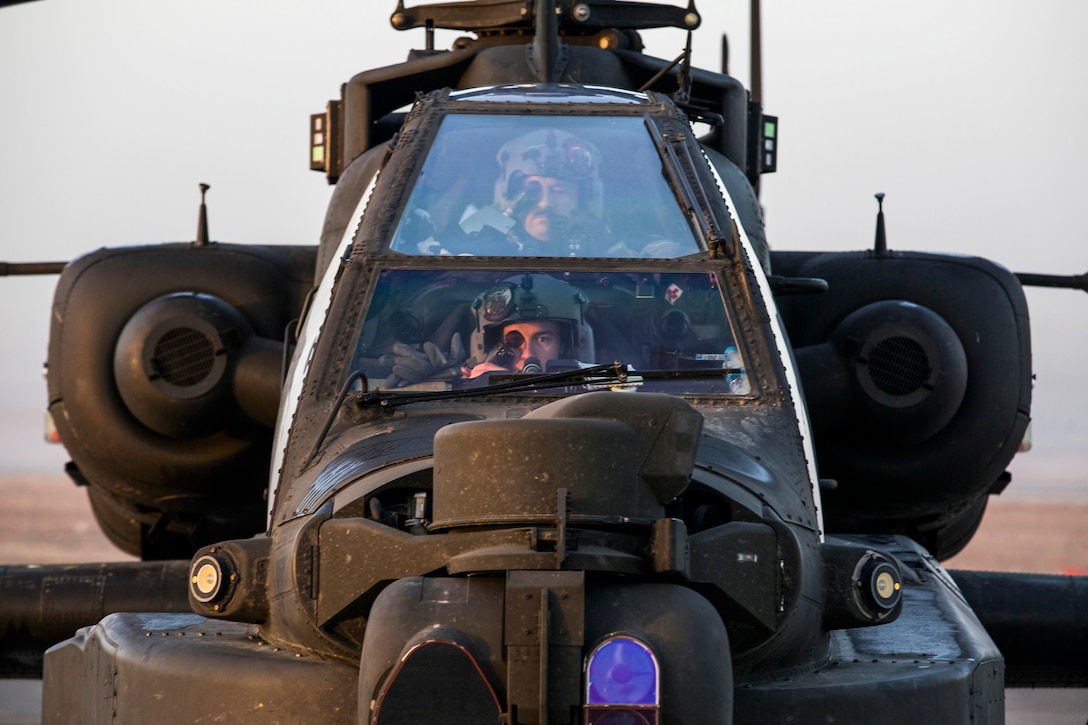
[2,1,1086,498]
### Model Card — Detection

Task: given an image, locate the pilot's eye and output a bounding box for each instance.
[534,334,556,347]
[503,330,526,350]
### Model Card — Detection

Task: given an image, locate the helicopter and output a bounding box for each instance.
[2,1,1088,723]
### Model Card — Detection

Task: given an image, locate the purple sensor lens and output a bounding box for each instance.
[586,637,658,706]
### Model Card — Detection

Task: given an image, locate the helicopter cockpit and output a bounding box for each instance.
[388,100,703,258]
[349,269,751,397]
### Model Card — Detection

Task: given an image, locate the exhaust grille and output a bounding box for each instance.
[866,336,930,396]
[152,327,216,386]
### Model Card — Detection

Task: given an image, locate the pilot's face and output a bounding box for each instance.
[500,320,562,370]
[521,176,578,242]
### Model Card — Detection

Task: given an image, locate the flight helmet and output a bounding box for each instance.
[469,273,595,367]
[494,129,603,219]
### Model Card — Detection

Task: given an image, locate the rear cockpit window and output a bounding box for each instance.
[389,115,702,258]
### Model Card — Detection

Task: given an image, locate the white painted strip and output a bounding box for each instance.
[266,173,380,524]
[705,158,825,539]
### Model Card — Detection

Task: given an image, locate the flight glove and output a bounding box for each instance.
[386,333,466,386]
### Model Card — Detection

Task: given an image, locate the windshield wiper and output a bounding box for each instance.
[307,363,738,465]
[306,364,632,466]
[355,362,634,410]
[632,367,741,379]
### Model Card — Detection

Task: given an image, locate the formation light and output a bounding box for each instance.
[761,115,778,173]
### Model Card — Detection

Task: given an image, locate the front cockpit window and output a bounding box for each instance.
[350,269,752,397]
[389,115,702,258]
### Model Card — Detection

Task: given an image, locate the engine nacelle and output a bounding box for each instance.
[48,243,315,559]
[772,250,1031,558]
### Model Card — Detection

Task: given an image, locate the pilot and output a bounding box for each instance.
[410,127,690,258]
[425,129,608,257]
[380,274,594,386]
[464,274,595,378]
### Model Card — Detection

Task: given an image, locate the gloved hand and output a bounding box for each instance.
[386,333,466,387]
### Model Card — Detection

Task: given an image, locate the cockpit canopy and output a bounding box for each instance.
[389,112,703,258]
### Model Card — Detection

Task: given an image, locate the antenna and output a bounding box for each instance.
[195,183,211,247]
[873,192,887,255]
[750,0,762,102]
[674,29,693,104]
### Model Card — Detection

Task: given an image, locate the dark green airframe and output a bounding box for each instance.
[3,2,1085,723]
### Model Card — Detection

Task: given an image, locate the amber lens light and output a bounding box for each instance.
[190,554,223,603]
[870,564,902,609]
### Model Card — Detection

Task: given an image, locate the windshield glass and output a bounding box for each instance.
[349,269,751,397]
[389,115,702,258]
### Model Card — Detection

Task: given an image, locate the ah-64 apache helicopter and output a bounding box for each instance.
[2,1,1087,723]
